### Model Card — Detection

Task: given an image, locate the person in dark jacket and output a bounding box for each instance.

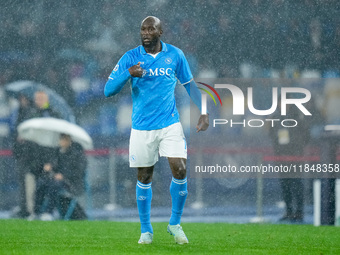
[12,91,61,218]
[34,134,87,220]
[12,94,37,218]
[269,99,310,223]
[55,134,86,196]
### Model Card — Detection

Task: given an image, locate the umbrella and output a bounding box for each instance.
[5,80,75,123]
[18,117,93,150]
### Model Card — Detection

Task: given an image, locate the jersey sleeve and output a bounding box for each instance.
[104,53,133,97]
[109,53,132,79]
[176,50,193,85]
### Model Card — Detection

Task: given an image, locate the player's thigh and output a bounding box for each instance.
[129,129,159,167]
[159,122,187,158]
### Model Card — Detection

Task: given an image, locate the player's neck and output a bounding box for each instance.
[144,41,162,54]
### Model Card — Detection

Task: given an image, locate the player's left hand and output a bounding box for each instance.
[196,114,209,132]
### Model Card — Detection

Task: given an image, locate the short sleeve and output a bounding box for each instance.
[176,50,193,85]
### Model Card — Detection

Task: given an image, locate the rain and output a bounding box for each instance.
[0,0,340,250]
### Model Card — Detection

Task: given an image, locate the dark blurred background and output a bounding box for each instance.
[0,0,339,222]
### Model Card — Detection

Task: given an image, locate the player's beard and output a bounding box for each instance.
[142,37,158,50]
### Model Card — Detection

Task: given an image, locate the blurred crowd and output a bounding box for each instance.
[0,0,339,140]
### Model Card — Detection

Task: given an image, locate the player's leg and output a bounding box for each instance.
[136,166,154,239]
[158,123,189,244]
[129,128,159,244]
[168,157,187,224]
[167,157,189,244]
[138,166,154,183]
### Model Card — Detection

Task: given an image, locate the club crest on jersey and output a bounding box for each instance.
[113,64,119,71]
[165,58,172,64]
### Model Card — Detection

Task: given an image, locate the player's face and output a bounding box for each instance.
[140,20,161,47]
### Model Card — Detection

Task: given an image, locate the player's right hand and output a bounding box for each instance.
[196,114,209,132]
[129,62,144,77]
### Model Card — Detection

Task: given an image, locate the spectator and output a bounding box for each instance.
[12,91,61,218]
[11,95,37,218]
[43,61,76,109]
[34,134,87,220]
[268,98,311,223]
[32,91,61,118]
[56,134,87,197]
[323,78,340,124]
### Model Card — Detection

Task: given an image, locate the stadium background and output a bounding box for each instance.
[0,0,339,222]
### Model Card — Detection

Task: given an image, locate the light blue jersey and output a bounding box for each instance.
[104,41,193,130]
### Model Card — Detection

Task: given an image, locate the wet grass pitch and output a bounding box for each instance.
[0,220,339,254]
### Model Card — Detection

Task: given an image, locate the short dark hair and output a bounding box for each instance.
[60,133,71,140]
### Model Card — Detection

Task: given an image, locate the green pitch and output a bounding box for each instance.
[0,220,339,254]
